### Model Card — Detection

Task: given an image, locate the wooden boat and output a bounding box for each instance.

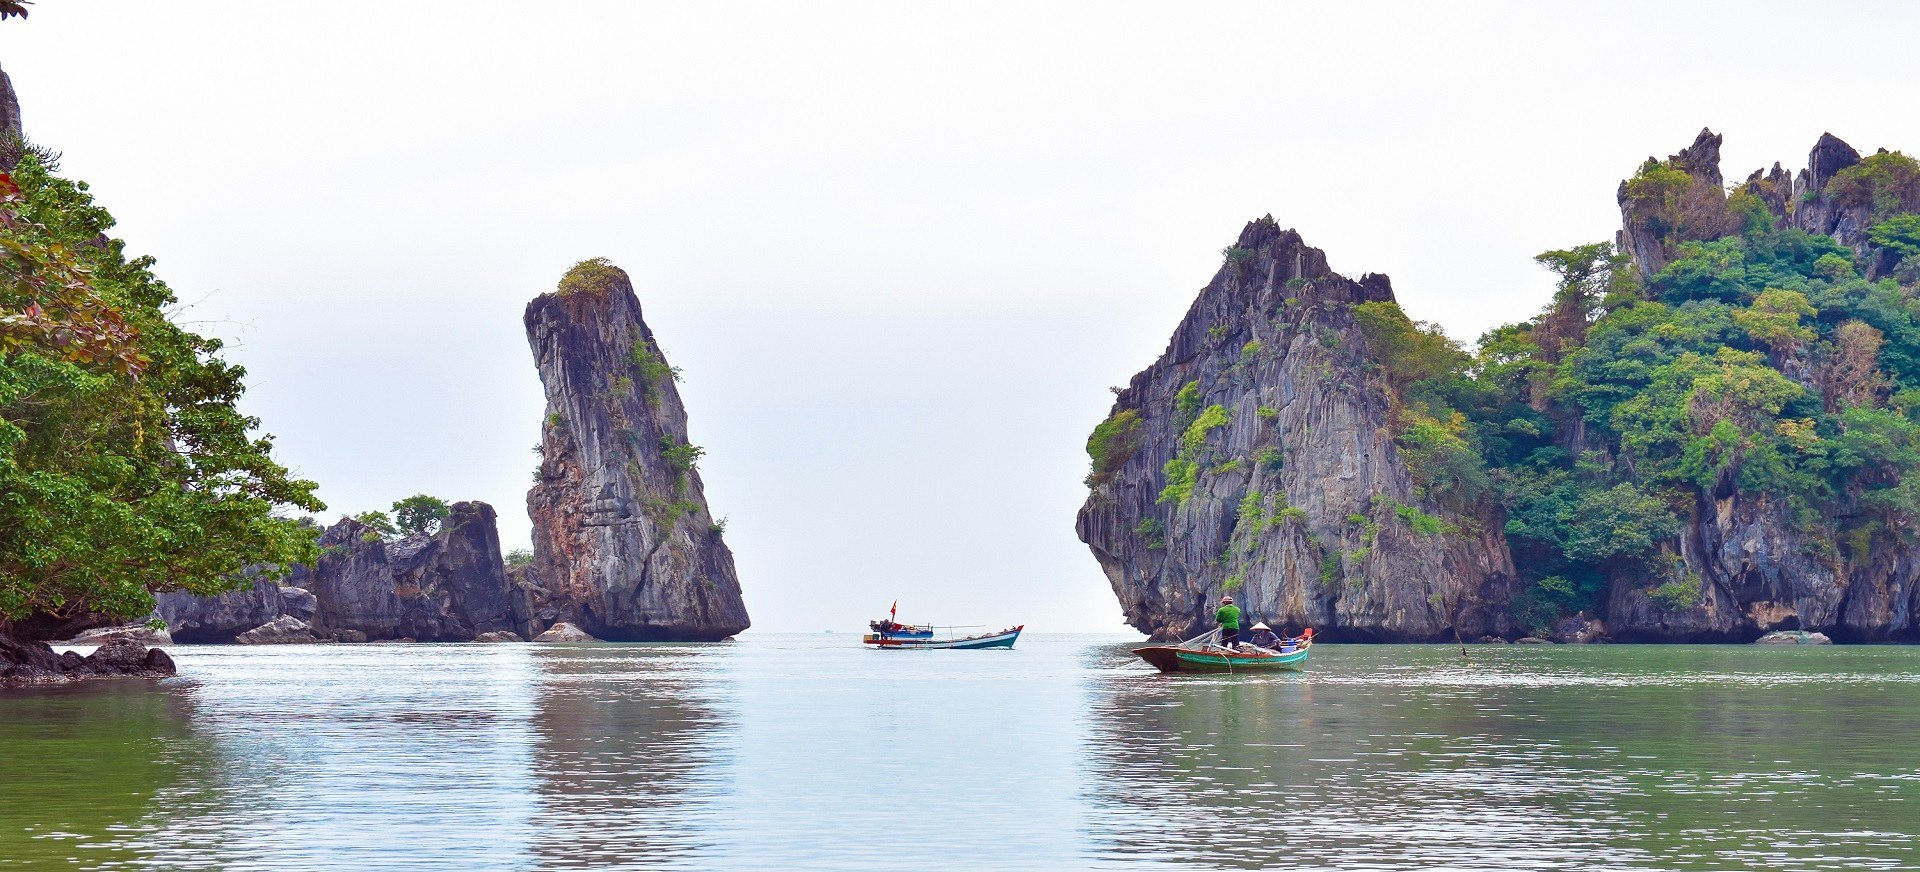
[1134,627,1313,673]
[863,621,1022,649]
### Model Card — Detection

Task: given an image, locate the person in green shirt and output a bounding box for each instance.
[1216,595,1242,648]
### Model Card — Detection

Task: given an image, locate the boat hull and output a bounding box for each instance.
[1133,644,1310,673]
[864,626,1022,650]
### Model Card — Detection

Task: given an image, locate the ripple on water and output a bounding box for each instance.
[2,639,1919,869]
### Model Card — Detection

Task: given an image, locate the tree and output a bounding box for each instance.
[353,511,399,540]
[0,2,30,22]
[391,494,450,536]
[1,158,323,638]
[1733,289,1817,358]
[1532,242,1624,361]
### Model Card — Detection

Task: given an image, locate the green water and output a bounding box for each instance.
[2,637,1917,869]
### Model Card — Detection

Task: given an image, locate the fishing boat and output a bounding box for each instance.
[1133,627,1313,673]
[862,602,1022,650]
[863,624,1023,649]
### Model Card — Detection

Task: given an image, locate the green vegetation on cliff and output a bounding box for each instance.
[0,157,321,632]
[1348,162,1920,629]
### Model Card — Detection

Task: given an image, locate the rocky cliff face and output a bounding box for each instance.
[1077,219,1513,642]
[156,501,535,642]
[524,261,748,641]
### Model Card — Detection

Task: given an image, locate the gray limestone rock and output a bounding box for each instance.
[1076,218,1513,642]
[235,616,317,645]
[532,622,598,642]
[523,262,750,641]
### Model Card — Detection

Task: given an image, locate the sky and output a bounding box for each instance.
[5,1,1920,633]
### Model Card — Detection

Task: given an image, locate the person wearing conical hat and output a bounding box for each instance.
[1215,595,1242,648]
[1247,622,1280,650]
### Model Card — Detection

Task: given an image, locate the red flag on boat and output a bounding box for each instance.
[890,601,897,620]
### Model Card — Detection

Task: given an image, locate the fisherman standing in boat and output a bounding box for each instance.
[1216,595,1242,649]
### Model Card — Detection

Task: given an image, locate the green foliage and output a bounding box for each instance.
[505,548,534,570]
[557,257,624,296]
[391,494,450,536]
[1733,289,1816,353]
[1388,501,1453,535]
[1826,151,1920,219]
[1868,215,1920,259]
[1221,245,1256,265]
[1649,571,1703,611]
[1318,551,1343,586]
[1085,409,1142,487]
[1256,405,1279,420]
[354,511,399,540]
[1134,517,1166,550]
[629,338,682,402]
[1206,325,1230,343]
[1240,340,1263,364]
[1222,571,1245,591]
[0,158,324,626]
[1623,158,1728,243]
[1157,457,1198,505]
[661,435,705,475]
[1183,404,1231,452]
[1174,380,1202,427]
[1256,447,1284,471]
[557,257,623,296]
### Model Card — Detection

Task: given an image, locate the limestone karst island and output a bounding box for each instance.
[5,4,1920,870]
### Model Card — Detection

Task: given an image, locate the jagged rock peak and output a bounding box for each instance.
[524,259,749,641]
[1805,131,1862,192]
[1671,127,1725,189]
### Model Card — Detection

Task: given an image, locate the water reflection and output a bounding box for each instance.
[0,683,198,870]
[526,643,737,868]
[1081,643,1920,870]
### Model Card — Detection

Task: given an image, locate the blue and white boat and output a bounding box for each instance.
[863,605,1022,649]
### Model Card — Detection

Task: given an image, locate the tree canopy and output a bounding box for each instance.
[0,158,322,634]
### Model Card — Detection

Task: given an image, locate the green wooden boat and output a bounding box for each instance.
[1133,628,1313,674]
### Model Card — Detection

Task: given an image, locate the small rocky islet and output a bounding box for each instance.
[1081,128,1920,645]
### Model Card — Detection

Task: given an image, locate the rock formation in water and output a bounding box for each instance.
[153,568,315,643]
[155,501,537,643]
[1077,220,1514,641]
[1084,129,1920,643]
[2,636,175,687]
[522,260,749,641]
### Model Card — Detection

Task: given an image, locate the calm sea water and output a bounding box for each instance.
[3,635,1918,870]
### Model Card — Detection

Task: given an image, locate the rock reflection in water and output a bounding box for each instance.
[134,645,541,870]
[1081,643,1920,870]
[526,643,736,868]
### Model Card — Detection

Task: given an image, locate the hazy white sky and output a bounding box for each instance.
[5,2,1919,632]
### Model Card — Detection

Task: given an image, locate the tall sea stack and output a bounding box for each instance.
[524,260,749,641]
